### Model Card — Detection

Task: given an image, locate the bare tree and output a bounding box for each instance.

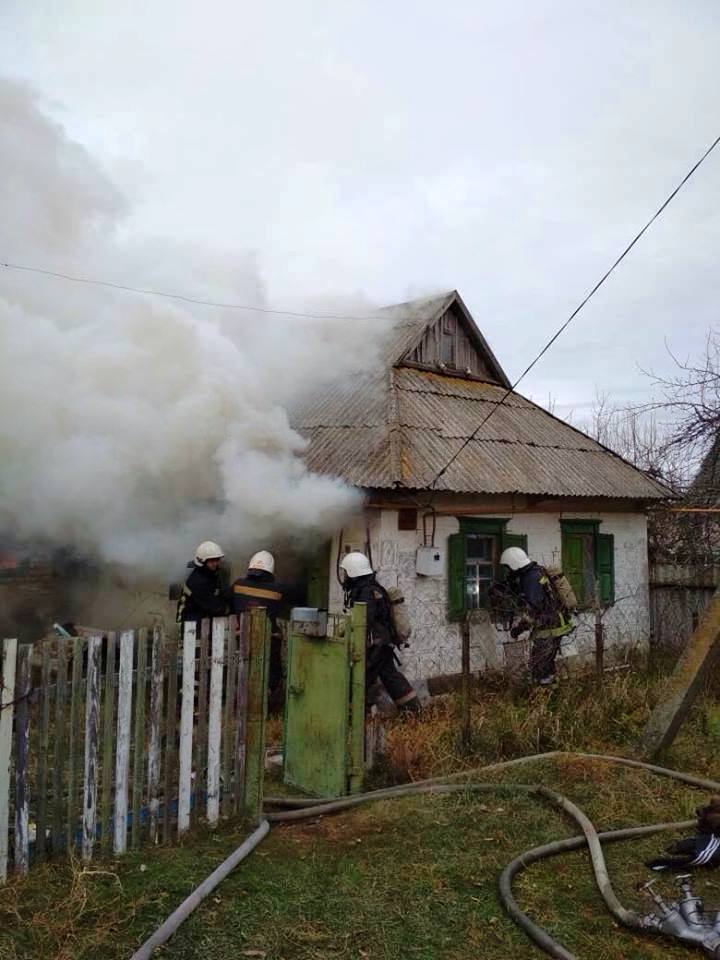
[645,332,720,486]
[580,390,685,489]
[576,333,720,563]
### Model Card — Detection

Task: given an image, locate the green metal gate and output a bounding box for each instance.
[283,605,366,797]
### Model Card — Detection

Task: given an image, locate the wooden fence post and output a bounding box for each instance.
[0,638,18,882]
[82,636,102,861]
[114,631,134,854]
[639,587,720,758]
[349,604,366,794]
[461,616,471,750]
[595,608,605,680]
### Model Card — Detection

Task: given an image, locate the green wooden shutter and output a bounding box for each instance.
[501,532,527,552]
[562,532,586,606]
[447,533,465,621]
[597,533,615,606]
[499,531,528,581]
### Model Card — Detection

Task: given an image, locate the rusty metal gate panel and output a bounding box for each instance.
[283,606,366,798]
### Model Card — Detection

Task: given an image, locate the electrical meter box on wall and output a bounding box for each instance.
[416,546,444,576]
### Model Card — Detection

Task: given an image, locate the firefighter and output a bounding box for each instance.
[340,551,421,714]
[176,540,231,623]
[499,546,573,686]
[232,551,286,709]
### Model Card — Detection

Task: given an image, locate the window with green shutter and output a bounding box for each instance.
[560,521,615,608]
[447,519,528,621]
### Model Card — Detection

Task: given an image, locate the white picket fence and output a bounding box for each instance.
[0,613,268,881]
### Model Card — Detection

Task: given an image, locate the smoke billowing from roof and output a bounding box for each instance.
[0,78,384,577]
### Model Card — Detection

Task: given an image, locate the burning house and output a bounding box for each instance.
[293,290,669,684]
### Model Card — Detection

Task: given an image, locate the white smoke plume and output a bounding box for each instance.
[0,78,388,578]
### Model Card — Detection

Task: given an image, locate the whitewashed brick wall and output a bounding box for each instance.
[328,509,650,684]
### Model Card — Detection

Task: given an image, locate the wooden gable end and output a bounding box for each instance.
[403,305,499,381]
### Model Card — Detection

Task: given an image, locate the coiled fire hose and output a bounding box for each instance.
[130,751,720,960]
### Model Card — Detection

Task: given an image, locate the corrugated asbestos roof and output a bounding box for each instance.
[293,295,669,501]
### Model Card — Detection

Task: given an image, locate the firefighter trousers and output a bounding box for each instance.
[529,632,561,684]
[366,644,416,706]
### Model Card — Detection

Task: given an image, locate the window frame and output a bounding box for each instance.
[448,519,527,621]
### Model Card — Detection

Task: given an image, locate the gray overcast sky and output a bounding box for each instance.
[2,1,719,416]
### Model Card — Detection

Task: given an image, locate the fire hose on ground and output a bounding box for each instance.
[129,751,720,960]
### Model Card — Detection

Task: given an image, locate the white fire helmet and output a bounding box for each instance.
[500,546,531,572]
[248,550,275,575]
[340,551,373,579]
[194,541,225,566]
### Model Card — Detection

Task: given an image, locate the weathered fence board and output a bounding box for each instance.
[192,620,209,828]
[132,629,148,851]
[244,610,269,820]
[1,613,274,880]
[223,618,238,817]
[101,631,116,852]
[147,627,164,845]
[82,636,102,861]
[14,644,32,875]
[206,618,225,826]
[35,645,51,861]
[51,640,68,853]
[66,637,83,853]
[114,631,134,855]
[233,615,250,813]
[0,637,18,882]
[177,621,196,835]
[163,632,178,844]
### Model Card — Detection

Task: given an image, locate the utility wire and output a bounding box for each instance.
[0,260,388,322]
[426,132,720,502]
[2,133,719,486]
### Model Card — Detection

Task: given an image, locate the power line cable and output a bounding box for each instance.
[2,132,719,492]
[426,132,720,503]
[0,260,389,322]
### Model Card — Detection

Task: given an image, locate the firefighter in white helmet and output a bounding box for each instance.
[232,551,287,710]
[498,546,573,686]
[176,541,231,623]
[340,551,420,713]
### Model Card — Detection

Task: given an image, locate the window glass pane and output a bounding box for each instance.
[465,580,480,609]
[441,331,455,365]
[462,533,501,610]
[466,535,493,560]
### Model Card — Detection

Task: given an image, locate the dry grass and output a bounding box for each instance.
[0,852,138,960]
[377,659,715,784]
